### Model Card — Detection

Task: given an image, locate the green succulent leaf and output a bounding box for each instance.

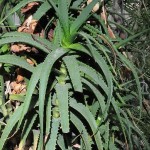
[46,94,52,135]
[38,48,68,149]
[33,1,51,20]
[70,99,103,150]
[82,78,106,114]
[1,32,55,53]
[57,134,68,150]
[63,55,83,92]
[57,0,70,37]
[18,64,43,129]
[18,114,37,150]
[33,130,40,150]
[79,61,108,95]
[0,105,24,149]
[45,118,60,150]
[70,112,92,150]
[0,55,34,72]
[70,0,99,34]
[56,83,69,133]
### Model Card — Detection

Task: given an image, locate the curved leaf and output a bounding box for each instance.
[70,0,99,34]
[18,63,43,129]
[0,35,50,53]
[0,105,23,149]
[63,55,83,92]
[79,61,108,95]
[18,114,37,150]
[38,48,67,149]
[70,112,92,150]
[116,28,150,48]
[33,1,51,20]
[99,34,143,117]
[82,78,106,114]
[0,55,34,72]
[79,32,113,120]
[2,32,56,51]
[70,99,103,150]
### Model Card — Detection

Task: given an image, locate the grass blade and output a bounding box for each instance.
[115,28,150,48]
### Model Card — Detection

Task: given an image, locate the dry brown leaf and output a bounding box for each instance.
[18,16,43,37]
[26,58,35,66]
[13,83,22,93]
[100,6,116,39]
[101,6,107,24]
[10,81,17,89]
[18,15,33,32]
[30,20,38,31]
[12,16,41,53]
[48,29,54,41]
[10,45,21,52]
[21,2,39,13]
[108,26,116,39]
[31,47,39,53]
[19,84,26,93]
[24,15,33,27]
[18,26,26,32]
[16,75,24,83]
[120,32,126,39]
[15,69,25,91]
[10,81,26,94]
[73,144,81,149]
[11,44,31,52]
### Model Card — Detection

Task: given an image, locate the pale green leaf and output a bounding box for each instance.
[57,134,68,150]
[45,118,60,150]
[38,48,67,149]
[0,105,24,149]
[33,1,51,20]
[58,0,70,36]
[56,83,69,133]
[70,0,99,34]
[70,99,103,150]
[63,55,83,92]
[70,112,92,150]
[46,94,52,135]
[18,64,43,129]
[0,55,34,72]
[82,78,106,114]
[18,114,37,150]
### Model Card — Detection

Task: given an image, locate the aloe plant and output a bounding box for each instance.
[0,0,149,150]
